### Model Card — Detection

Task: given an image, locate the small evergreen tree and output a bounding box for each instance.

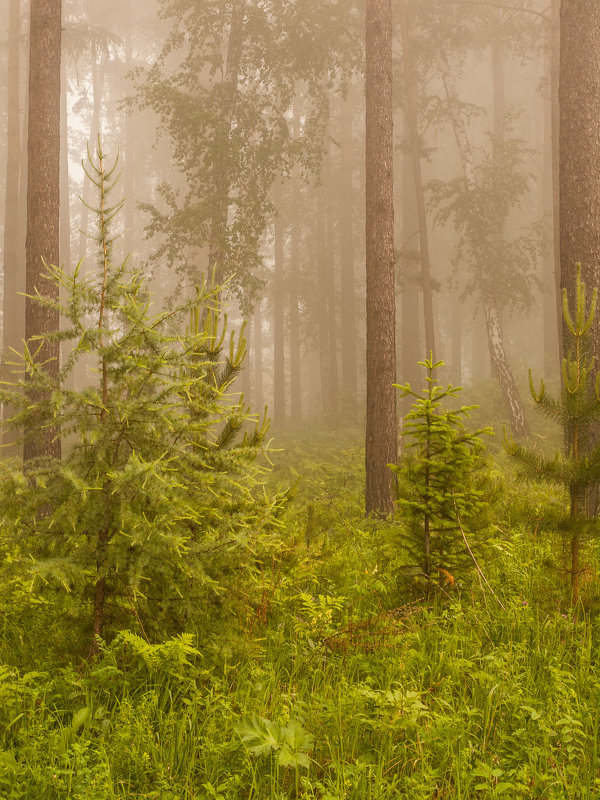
[505,265,600,604]
[0,144,284,656]
[392,355,494,586]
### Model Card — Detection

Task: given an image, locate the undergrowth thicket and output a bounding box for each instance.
[1,423,600,799]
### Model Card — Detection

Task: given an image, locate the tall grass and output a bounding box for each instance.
[1,429,599,798]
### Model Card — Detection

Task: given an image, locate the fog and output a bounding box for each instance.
[0,0,555,431]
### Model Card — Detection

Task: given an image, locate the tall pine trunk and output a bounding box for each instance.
[24,0,62,463]
[365,0,397,515]
[559,0,600,526]
[3,0,24,452]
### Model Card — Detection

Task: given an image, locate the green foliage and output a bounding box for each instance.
[0,144,284,652]
[428,133,540,313]
[506,264,600,602]
[134,0,360,308]
[392,355,495,583]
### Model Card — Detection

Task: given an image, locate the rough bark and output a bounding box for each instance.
[559,0,600,358]
[398,0,435,359]
[3,0,25,452]
[365,0,397,515]
[24,0,62,462]
[560,0,600,531]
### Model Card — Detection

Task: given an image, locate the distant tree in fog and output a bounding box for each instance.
[134,0,358,312]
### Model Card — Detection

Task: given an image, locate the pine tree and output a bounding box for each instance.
[0,144,284,656]
[506,265,600,604]
[392,355,493,585]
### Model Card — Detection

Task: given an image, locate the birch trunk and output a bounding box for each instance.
[439,50,528,438]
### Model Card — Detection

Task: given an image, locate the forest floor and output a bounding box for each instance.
[0,422,599,799]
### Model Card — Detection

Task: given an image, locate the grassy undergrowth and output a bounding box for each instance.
[1,425,600,799]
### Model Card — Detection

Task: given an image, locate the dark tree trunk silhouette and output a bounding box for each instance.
[398,0,435,359]
[324,140,339,418]
[339,92,358,419]
[315,180,331,415]
[399,150,422,411]
[289,179,302,423]
[365,0,397,515]
[24,0,62,462]
[272,187,286,424]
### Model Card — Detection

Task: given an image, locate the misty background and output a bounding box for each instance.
[0,0,556,429]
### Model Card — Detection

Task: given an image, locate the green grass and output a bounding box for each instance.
[1,426,599,798]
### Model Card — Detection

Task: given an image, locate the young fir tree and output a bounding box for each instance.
[506,265,600,605]
[392,355,494,586]
[0,144,284,656]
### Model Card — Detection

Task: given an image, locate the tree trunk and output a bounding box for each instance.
[24,0,62,463]
[542,28,560,378]
[399,150,422,410]
[239,315,251,404]
[339,91,358,419]
[315,181,331,415]
[551,0,562,366]
[323,138,339,418]
[3,0,25,453]
[365,0,397,515]
[253,300,264,410]
[208,0,245,282]
[90,527,109,658]
[272,187,286,424]
[398,0,435,359]
[559,0,600,359]
[289,178,302,423]
[451,294,462,386]
[560,0,600,527]
[439,50,528,438]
